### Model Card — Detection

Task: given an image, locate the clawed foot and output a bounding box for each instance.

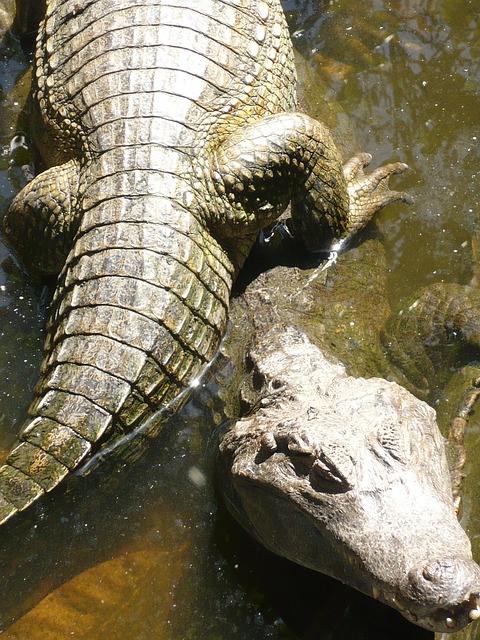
[343,152,414,240]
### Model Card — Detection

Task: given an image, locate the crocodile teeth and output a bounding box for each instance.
[467,593,480,621]
[469,607,480,621]
[392,597,405,611]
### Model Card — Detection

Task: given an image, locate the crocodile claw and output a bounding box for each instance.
[343,152,413,240]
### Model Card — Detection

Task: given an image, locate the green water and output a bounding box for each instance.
[0,1,478,638]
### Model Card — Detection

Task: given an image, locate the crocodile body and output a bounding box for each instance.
[1,0,409,524]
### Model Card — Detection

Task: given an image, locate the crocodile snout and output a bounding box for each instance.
[400,557,480,631]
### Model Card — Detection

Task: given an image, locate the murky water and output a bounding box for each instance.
[0,0,478,638]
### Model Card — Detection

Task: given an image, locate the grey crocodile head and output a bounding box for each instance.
[218,326,480,632]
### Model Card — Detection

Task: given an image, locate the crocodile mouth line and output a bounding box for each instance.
[372,585,480,632]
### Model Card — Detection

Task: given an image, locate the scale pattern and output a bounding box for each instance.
[2,0,407,524]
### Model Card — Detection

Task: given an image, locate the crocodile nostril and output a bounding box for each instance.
[422,560,453,584]
[422,566,434,582]
[404,557,480,611]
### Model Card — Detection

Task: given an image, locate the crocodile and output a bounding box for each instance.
[216,246,480,633]
[1,1,411,524]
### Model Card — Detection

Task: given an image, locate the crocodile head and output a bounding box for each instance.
[217,326,480,632]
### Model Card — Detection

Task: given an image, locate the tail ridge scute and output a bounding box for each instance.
[0,463,45,525]
[7,441,70,492]
[22,416,92,470]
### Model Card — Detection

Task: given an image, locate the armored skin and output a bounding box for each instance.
[2,0,408,524]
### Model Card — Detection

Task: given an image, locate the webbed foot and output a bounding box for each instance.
[343,152,413,240]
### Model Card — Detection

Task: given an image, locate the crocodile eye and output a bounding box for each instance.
[311,454,353,493]
[255,431,278,462]
[259,431,354,492]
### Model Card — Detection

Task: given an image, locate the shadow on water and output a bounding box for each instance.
[0,0,478,638]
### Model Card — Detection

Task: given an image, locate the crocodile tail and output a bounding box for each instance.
[0,197,233,524]
[0,414,93,523]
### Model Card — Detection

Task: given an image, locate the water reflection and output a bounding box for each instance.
[0,0,478,638]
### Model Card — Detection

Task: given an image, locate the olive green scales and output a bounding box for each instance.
[2,0,408,524]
